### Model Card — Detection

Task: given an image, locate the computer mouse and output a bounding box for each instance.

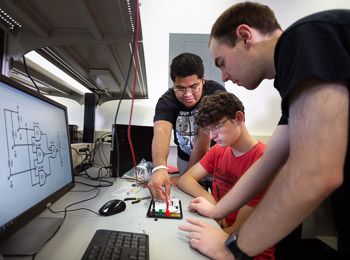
[99,199,126,216]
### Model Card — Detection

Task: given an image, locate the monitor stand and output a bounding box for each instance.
[0,216,63,256]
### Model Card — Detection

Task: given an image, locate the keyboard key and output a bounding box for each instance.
[82,230,149,260]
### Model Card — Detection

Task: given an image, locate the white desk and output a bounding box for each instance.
[5,171,218,260]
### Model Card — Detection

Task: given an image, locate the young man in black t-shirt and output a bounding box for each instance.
[178,2,350,260]
[148,53,225,200]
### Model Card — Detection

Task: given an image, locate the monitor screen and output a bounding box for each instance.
[110,124,153,177]
[0,75,74,242]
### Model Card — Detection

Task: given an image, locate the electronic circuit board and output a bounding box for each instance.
[146,198,183,219]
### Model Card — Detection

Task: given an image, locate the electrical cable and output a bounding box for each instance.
[127,0,140,180]
[74,166,113,186]
[111,1,138,178]
[22,55,41,94]
[48,186,101,216]
[26,184,104,258]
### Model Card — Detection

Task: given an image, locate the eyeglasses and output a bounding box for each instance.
[201,118,231,135]
[173,81,202,95]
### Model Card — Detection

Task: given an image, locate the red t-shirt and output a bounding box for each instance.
[200,142,275,260]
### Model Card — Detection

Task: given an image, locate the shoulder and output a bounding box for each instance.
[203,80,226,95]
[251,142,266,158]
[158,88,176,101]
[154,89,179,122]
[156,89,178,108]
[286,9,350,32]
[255,141,266,151]
[277,10,350,51]
[274,9,350,99]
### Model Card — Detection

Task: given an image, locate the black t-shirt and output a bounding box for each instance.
[274,9,350,254]
[275,9,350,124]
[154,80,225,161]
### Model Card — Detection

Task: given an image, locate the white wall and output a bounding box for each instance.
[52,0,350,135]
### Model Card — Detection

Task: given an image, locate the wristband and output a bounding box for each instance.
[151,165,168,174]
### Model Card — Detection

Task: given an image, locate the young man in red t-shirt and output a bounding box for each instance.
[178,91,274,260]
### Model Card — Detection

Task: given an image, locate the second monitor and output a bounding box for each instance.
[110,124,153,177]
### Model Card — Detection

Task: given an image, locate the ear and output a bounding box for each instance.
[234,111,245,123]
[236,24,252,46]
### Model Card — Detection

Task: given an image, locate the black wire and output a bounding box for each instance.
[48,187,101,216]
[92,133,111,169]
[3,179,112,258]
[70,186,96,192]
[97,167,111,178]
[49,207,100,216]
[71,147,79,154]
[99,142,110,167]
[22,55,41,94]
[95,141,109,168]
[113,36,135,124]
[75,180,113,188]
[111,33,136,178]
[28,184,104,258]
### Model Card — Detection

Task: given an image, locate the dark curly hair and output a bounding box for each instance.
[170,53,204,82]
[210,2,281,47]
[197,91,245,128]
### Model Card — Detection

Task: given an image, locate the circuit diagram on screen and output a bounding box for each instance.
[4,106,64,188]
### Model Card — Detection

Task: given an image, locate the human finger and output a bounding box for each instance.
[178,223,203,233]
[185,217,208,228]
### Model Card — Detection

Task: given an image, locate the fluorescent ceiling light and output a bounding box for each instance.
[25,51,92,94]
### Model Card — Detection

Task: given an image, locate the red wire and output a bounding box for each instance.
[127,0,139,179]
[147,185,171,216]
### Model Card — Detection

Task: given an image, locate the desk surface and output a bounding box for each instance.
[7,171,217,260]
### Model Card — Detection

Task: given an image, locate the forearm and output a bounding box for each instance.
[187,130,210,169]
[178,175,216,203]
[223,206,254,235]
[152,141,169,166]
[187,145,208,169]
[152,121,172,167]
[238,159,338,256]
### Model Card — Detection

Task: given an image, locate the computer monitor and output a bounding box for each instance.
[0,75,75,255]
[110,124,153,177]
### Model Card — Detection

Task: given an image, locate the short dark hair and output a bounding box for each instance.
[197,91,245,127]
[170,53,204,82]
[210,2,281,47]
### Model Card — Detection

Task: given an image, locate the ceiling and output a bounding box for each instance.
[0,0,148,105]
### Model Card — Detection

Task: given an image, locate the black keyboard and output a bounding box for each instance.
[82,229,149,260]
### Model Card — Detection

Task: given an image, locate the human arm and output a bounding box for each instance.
[189,124,290,219]
[148,120,172,200]
[178,162,216,204]
[187,128,211,169]
[237,80,348,256]
[222,205,254,235]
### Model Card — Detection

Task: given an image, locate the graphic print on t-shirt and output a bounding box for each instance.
[212,168,239,200]
[175,110,198,156]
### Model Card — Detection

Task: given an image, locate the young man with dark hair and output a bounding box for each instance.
[179,2,350,259]
[148,53,225,200]
[178,91,274,260]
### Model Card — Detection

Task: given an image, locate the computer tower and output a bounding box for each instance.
[68,124,79,143]
[110,124,153,177]
[82,93,96,143]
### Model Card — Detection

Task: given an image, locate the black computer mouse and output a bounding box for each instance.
[99,199,126,216]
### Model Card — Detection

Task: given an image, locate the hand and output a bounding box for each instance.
[170,175,180,186]
[147,168,170,201]
[189,196,216,218]
[178,218,234,260]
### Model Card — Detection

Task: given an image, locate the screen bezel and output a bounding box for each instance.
[0,75,75,242]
